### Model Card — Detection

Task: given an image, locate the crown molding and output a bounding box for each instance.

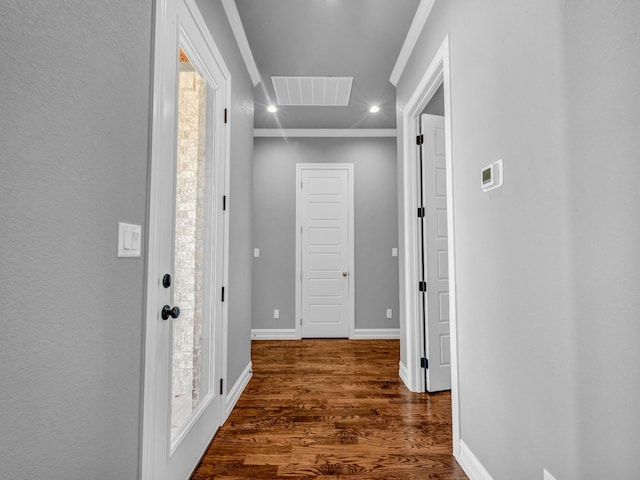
[221,0,261,86]
[389,0,436,86]
[254,128,397,138]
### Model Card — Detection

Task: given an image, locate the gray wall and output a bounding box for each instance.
[0,1,152,478]
[195,0,254,392]
[565,2,640,475]
[252,137,399,332]
[396,0,640,478]
[423,84,444,116]
[0,0,253,478]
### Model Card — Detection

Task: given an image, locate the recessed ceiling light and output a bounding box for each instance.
[369,105,380,113]
[267,105,278,113]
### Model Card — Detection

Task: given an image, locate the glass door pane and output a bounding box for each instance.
[171,48,210,438]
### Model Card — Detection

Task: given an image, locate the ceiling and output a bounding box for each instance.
[234,0,420,129]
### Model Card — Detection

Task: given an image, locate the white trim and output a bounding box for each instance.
[296,164,355,339]
[140,0,169,473]
[389,0,436,86]
[398,361,410,388]
[457,440,494,480]
[251,328,299,340]
[254,128,397,138]
[223,361,252,422]
[221,0,261,86]
[186,0,232,80]
[400,35,460,456]
[351,328,400,339]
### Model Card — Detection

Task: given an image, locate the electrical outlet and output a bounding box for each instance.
[253,248,260,257]
[273,309,279,319]
[386,309,392,319]
[392,247,398,257]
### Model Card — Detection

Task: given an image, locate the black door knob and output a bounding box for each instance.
[161,305,180,320]
[162,274,172,288]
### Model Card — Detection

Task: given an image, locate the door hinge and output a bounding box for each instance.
[419,281,427,292]
[416,134,424,145]
[224,108,228,124]
[221,286,225,302]
[223,195,227,211]
[421,357,429,369]
[219,378,224,395]
[300,318,303,325]
[417,206,425,218]
[300,181,303,189]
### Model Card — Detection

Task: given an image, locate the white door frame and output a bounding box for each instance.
[141,0,231,478]
[399,35,460,456]
[295,163,355,339]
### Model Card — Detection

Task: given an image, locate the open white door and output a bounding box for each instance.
[296,164,354,338]
[142,1,230,479]
[420,114,451,392]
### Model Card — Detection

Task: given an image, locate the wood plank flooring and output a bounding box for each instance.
[191,339,468,479]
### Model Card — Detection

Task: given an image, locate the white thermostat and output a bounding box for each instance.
[481,160,503,192]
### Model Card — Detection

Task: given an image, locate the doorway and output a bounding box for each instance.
[399,35,460,455]
[141,0,231,479]
[295,164,355,338]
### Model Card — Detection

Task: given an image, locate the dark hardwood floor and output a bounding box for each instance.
[191,339,468,479]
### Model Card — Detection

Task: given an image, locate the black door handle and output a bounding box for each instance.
[161,305,180,320]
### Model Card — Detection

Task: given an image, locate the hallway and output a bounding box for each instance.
[191,340,468,479]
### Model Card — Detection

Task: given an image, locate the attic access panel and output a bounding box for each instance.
[272,76,353,106]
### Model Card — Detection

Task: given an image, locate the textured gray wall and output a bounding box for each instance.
[195,0,254,391]
[0,0,253,477]
[564,2,640,477]
[252,137,399,332]
[0,1,152,478]
[397,0,640,478]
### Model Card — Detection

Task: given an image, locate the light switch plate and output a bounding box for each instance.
[392,248,398,257]
[118,222,142,258]
[254,248,260,258]
[386,309,393,319]
[274,309,280,319]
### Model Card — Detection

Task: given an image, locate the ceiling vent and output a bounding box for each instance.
[272,76,353,106]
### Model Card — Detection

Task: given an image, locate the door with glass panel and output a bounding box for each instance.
[142,1,229,479]
[168,41,218,443]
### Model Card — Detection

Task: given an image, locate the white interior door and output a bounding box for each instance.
[142,1,229,479]
[297,165,354,338]
[420,114,451,392]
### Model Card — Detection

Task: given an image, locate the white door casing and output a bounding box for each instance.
[141,1,230,479]
[296,164,354,338]
[420,114,451,392]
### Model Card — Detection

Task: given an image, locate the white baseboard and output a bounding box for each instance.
[223,361,252,423]
[351,328,400,339]
[251,328,299,340]
[399,360,410,388]
[457,439,494,480]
